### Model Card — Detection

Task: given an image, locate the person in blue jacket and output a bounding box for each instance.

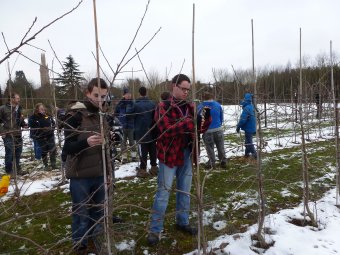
[133,86,158,177]
[114,88,137,163]
[198,92,227,168]
[236,93,257,159]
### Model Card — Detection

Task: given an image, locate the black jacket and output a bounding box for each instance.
[28,113,55,140]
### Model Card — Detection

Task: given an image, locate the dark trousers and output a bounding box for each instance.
[3,135,23,174]
[70,176,105,248]
[245,132,257,158]
[138,141,157,169]
[37,136,56,167]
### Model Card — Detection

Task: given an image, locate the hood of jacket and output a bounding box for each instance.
[240,93,253,107]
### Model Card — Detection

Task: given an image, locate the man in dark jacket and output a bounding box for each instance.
[114,88,137,163]
[0,92,27,175]
[236,93,257,159]
[63,78,111,254]
[28,103,57,171]
[133,86,158,178]
[147,74,211,246]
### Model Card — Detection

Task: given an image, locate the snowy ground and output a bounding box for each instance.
[186,187,340,255]
[1,103,338,254]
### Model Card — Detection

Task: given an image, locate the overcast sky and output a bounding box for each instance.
[0,0,339,88]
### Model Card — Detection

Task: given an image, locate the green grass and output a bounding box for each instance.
[0,139,336,254]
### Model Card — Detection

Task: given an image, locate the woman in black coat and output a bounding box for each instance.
[29,103,57,170]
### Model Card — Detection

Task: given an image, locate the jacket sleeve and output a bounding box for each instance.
[220,105,224,123]
[154,103,194,138]
[63,112,89,155]
[237,107,249,128]
[0,107,4,134]
[28,116,38,139]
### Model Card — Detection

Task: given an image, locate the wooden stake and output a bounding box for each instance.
[92,0,113,253]
[298,28,316,226]
[330,41,340,205]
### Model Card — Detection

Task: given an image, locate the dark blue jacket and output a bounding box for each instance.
[114,98,134,129]
[133,96,156,142]
[237,93,256,134]
[28,113,55,140]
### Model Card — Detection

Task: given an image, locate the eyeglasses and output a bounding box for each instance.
[176,85,191,93]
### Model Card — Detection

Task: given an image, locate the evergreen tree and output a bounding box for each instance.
[55,55,84,100]
[4,71,34,104]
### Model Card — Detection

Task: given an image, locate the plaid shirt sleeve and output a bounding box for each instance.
[155,103,194,139]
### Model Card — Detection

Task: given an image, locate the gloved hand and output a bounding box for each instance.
[236,127,240,133]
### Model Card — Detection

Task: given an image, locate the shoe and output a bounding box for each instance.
[51,164,58,170]
[175,224,198,235]
[44,165,50,171]
[149,166,159,176]
[220,161,227,168]
[203,162,215,170]
[136,168,149,178]
[112,215,124,223]
[147,232,160,246]
[17,170,28,176]
[74,245,87,255]
[122,158,128,164]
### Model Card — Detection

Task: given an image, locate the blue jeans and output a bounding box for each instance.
[150,149,192,234]
[245,132,256,158]
[70,176,105,248]
[3,135,23,174]
[33,140,42,160]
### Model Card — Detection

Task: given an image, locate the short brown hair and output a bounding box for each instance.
[7,92,19,101]
[34,103,44,114]
[87,78,108,93]
[203,92,214,100]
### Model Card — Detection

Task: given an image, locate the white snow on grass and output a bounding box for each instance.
[0,103,339,254]
[186,188,340,255]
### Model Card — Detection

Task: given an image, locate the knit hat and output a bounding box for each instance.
[123,87,129,95]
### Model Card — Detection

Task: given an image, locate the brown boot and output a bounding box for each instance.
[149,166,159,176]
[136,168,149,178]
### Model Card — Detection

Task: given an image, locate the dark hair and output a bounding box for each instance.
[87,78,108,93]
[171,74,190,85]
[160,91,170,101]
[139,86,147,96]
[203,92,214,100]
[7,92,19,101]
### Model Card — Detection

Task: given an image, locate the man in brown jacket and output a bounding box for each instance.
[63,78,110,254]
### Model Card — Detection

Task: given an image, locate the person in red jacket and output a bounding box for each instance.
[147,74,211,245]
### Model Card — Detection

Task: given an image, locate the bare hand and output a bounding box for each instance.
[87,135,102,147]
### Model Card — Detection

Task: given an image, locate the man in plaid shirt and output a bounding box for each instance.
[147,73,211,245]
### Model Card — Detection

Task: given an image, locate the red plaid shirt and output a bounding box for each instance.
[155,97,211,167]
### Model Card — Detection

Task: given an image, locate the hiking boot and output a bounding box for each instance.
[51,164,58,170]
[175,224,198,235]
[122,158,128,164]
[17,170,28,176]
[74,245,87,255]
[203,162,215,170]
[220,161,227,168]
[149,166,159,176]
[112,215,124,223]
[147,232,160,246]
[136,168,149,178]
[44,165,50,171]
